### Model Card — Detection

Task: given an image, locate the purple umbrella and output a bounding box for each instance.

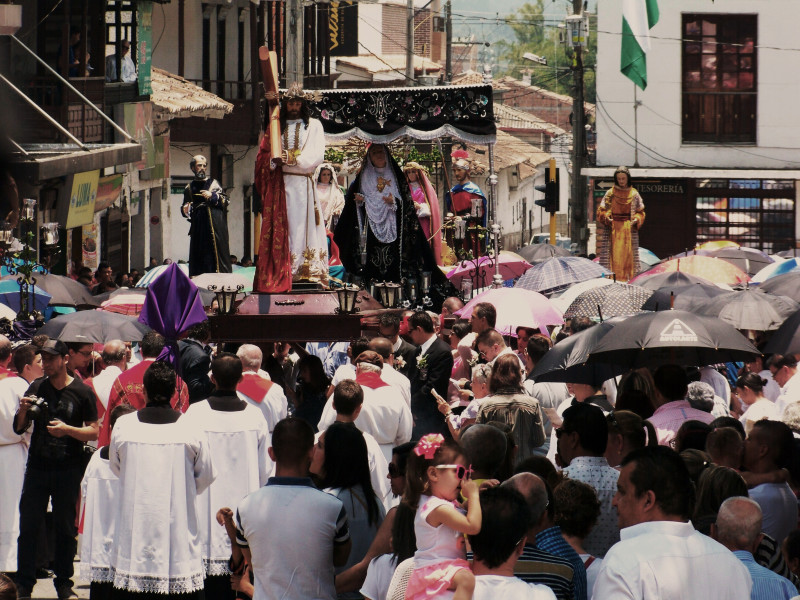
[138,263,208,368]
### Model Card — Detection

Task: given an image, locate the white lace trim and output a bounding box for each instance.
[203,558,231,577]
[112,569,205,594]
[81,564,115,584]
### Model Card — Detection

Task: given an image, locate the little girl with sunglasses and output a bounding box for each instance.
[402,434,481,600]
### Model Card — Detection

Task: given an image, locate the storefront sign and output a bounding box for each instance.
[94,174,123,213]
[66,170,100,229]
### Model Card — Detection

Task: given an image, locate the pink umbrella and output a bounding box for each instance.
[454,287,563,336]
[445,252,533,288]
[100,292,146,316]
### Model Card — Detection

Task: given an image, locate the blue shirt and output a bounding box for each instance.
[536,526,587,600]
[734,550,796,600]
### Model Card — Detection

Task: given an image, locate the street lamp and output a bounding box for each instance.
[208,284,243,315]
[335,284,360,315]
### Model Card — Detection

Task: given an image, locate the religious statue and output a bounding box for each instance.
[314,162,346,231]
[334,144,438,285]
[181,155,232,276]
[404,161,443,266]
[444,149,487,258]
[596,165,646,281]
[253,82,328,292]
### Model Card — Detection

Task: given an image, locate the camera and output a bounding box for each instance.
[26,397,49,422]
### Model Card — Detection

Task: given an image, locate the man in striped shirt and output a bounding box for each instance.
[713,497,796,600]
[505,473,580,600]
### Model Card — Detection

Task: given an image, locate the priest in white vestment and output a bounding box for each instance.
[0,345,42,572]
[109,362,215,600]
[318,352,412,463]
[183,354,272,599]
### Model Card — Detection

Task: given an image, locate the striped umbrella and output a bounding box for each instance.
[135,263,190,288]
[100,292,147,316]
[514,257,611,296]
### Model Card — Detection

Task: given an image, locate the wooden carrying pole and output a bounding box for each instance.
[259,47,282,161]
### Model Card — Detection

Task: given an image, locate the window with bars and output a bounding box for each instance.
[695,179,795,253]
[682,14,757,143]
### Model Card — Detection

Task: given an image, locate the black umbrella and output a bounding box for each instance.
[764,308,800,356]
[564,283,671,319]
[759,272,800,299]
[531,321,628,385]
[1,273,98,307]
[517,243,571,264]
[586,309,760,369]
[643,282,732,312]
[694,288,799,331]
[39,311,152,343]
[632,271,717,291]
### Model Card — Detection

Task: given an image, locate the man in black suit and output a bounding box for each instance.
[178,320,214,403]
[378,313,417,378]
[408,311,453,437]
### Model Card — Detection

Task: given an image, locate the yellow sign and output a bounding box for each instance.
[66,170,99,229]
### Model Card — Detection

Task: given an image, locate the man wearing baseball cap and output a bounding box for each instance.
[13,339,99,600]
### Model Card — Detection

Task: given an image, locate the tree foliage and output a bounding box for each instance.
[495,1,596,103]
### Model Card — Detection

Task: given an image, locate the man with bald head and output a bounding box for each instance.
[317,350,412,461]
[181,154,231,276]
[236,344,287,433]
[505,473,579,600]
[86,339,128,432]
[368,336,410,405]
[713,496,796,599]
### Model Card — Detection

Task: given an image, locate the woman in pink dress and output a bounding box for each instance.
[403,162,443,266]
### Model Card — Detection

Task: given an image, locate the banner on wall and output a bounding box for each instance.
[138,1,153,95]
[329,1,357,56]
[94,174,123,213]
[66,170,100,229]
[143,133,169,180]
[121,102,155,172]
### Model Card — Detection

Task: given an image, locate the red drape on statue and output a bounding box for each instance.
[254,135,292,293]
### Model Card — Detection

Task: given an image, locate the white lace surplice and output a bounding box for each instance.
[80,452,119,584]
[109,414,215,594]
[183,401,272,576]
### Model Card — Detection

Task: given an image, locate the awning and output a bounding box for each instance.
[150,68,233,121]
[11,143,142,182]
[310,84,496,145]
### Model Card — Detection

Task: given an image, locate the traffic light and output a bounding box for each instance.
[534,159,560,213]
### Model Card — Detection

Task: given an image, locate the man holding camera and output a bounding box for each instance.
[13,340,99,600]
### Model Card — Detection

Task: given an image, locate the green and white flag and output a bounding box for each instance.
[621,0,660,90]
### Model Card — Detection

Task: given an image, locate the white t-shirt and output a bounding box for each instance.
[413,495,466,567]
[360,551,397,600]
[473,574,557,600]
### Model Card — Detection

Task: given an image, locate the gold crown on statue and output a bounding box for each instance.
[281,82,322,102]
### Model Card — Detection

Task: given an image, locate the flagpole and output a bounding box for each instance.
[633,83,640,167]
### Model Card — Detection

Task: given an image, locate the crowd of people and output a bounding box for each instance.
[2,296,800,600]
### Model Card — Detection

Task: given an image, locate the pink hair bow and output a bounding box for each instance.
[414,434,444,459]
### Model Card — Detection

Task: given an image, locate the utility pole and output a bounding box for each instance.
[445,0,452,83]
[569,0,586,254]
[406,0,415,85]
[285,0,303,86]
